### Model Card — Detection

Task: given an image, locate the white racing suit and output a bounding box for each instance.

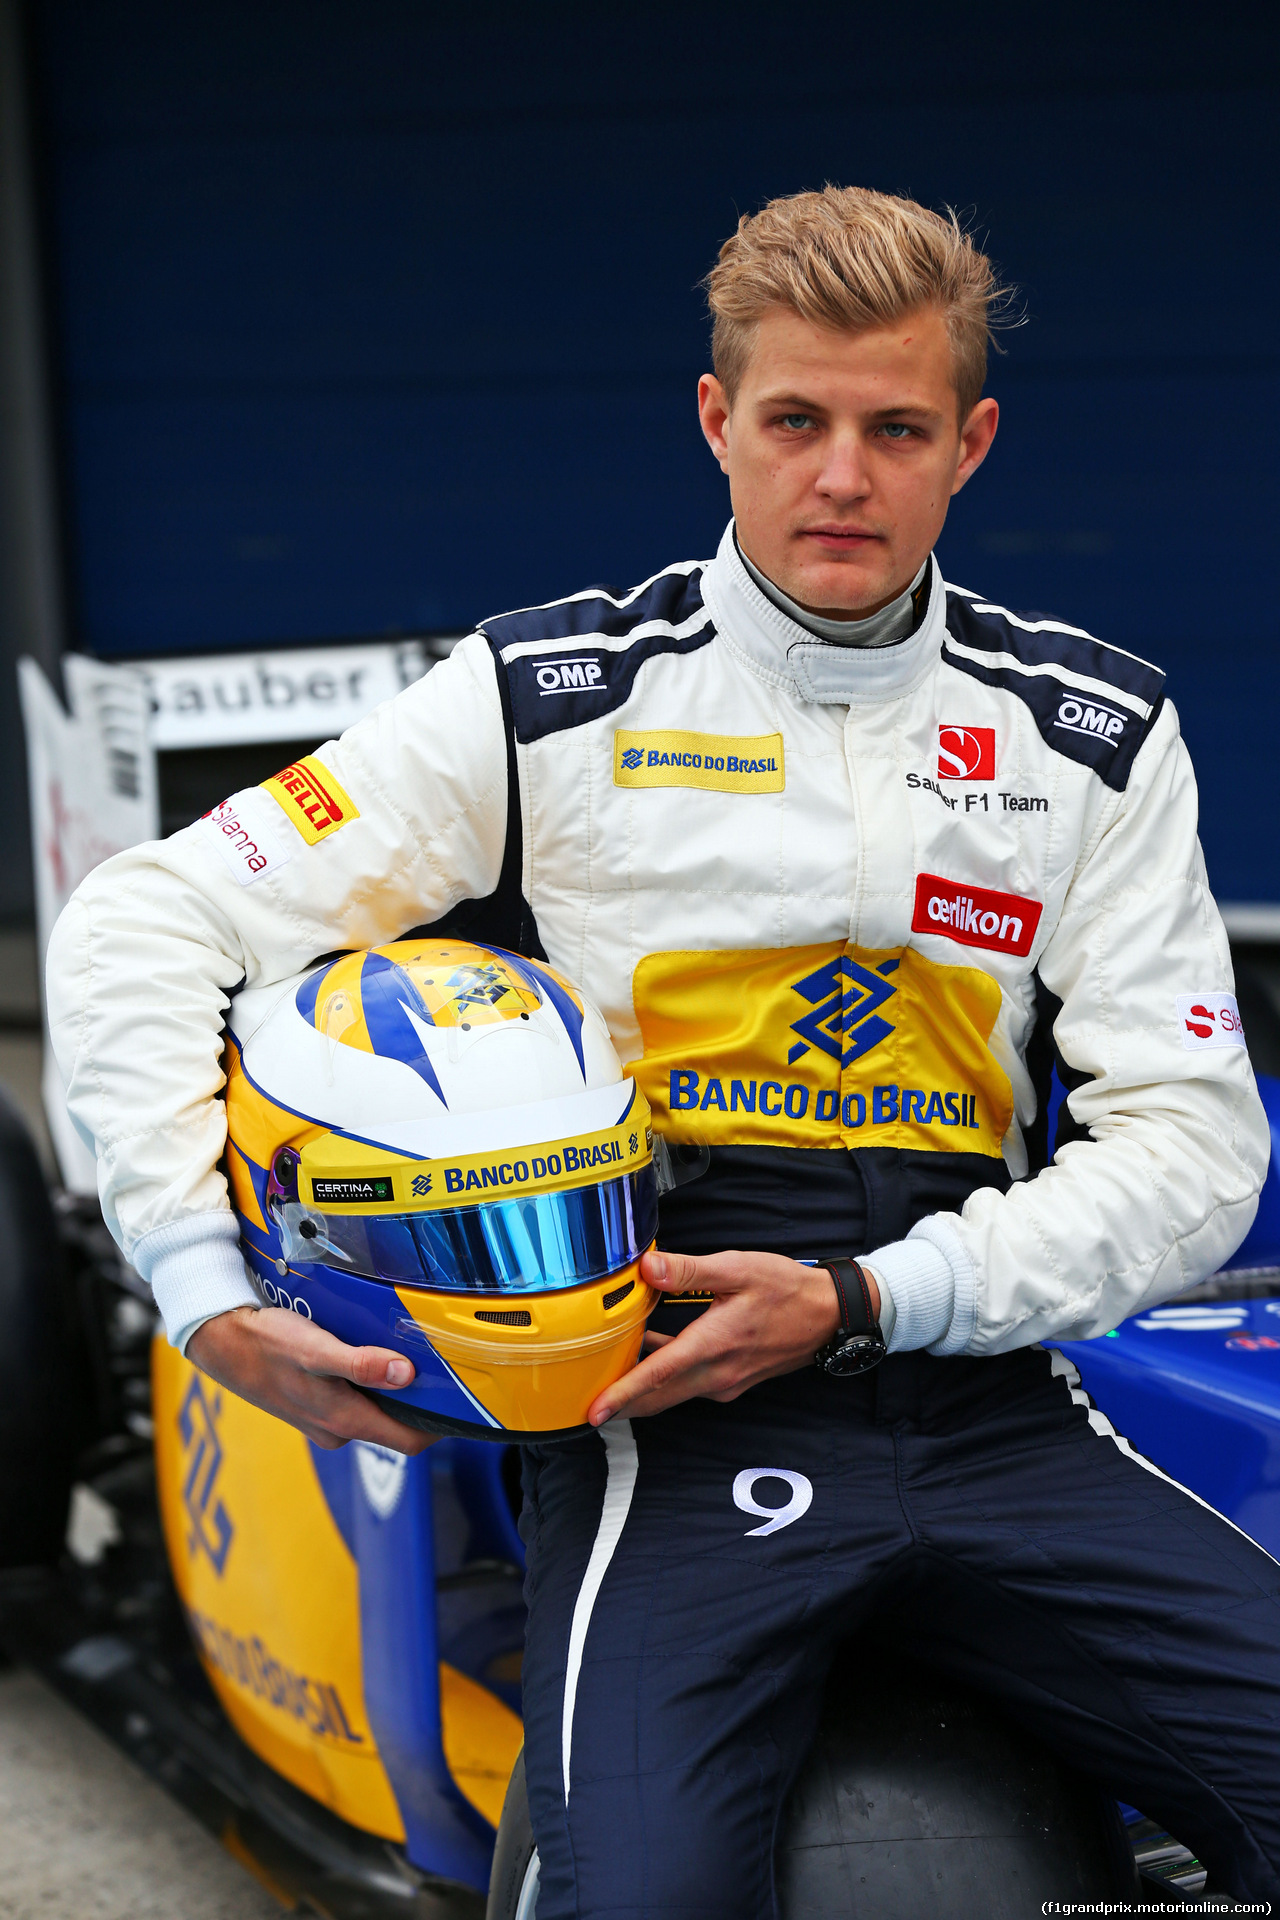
[48,521,1280,1910]
[47,519,1266,1349]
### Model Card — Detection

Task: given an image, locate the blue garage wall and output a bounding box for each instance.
[27,2,1280,901]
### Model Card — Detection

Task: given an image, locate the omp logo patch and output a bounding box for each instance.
[1054,695,1130,748]
[613,730,784,793]
[178,1375,233,1575]
[535,657,605,694]
[788,954,899,1066]
[261,754,358,845]
[912,873,1042,957]
[1177,993,1246,1051]
[938,725,995,781]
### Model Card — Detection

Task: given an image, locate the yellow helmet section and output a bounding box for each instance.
[297,939,574,1060]
[395,1263,656,1435]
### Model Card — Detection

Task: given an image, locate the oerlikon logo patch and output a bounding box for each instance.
[912,872,1042,958]
[937,725,995,781]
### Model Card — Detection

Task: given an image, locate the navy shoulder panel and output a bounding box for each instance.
[941,589,1166,792]
[480,565,715,744]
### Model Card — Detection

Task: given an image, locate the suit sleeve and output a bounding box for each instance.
[872,698,1269,1354]
[46,635,509,1282]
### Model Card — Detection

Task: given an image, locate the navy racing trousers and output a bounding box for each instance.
[518,1346,1280,1917]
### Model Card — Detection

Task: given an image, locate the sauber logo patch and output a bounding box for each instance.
[938,725,995,781]
[613,730,784,793]
[261,754,359,845]
[912,873,1042,957]
[1178,993,1246,1050]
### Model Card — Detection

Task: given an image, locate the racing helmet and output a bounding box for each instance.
[223,938,658,1440]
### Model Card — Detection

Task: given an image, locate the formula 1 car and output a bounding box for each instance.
[1,1051,1276,1916]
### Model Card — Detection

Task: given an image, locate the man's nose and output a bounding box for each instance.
[816,431,872,501]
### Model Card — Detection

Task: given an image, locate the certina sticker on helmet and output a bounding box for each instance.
[199,792,293,886]
[260,754,360,845]
[1178,993,1247,1051]
[613,730,784,794]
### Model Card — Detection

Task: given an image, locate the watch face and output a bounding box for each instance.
[822,1334,885,1377]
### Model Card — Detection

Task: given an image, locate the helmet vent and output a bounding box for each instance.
[474,1308,533,1327]
[602,1280,635,1311]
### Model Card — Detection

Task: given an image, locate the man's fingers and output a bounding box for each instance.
[640,1248,758,1296]
[640,1247,704,1291]
[290,1378,435,1455]
[345,1344,416,1391]
[251,1309,416,1391]
[590,1320,726,1423]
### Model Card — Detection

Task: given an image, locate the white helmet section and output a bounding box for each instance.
[226,957,631,1160]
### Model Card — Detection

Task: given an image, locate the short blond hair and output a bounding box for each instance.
[704,185,1009,418]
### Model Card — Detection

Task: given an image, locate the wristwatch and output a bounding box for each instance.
[813,1256,887,1376]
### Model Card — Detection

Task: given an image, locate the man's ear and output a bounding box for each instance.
[698,373,732,476]
[951,396,999,497]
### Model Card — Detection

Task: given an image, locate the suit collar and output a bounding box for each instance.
[701,519,945,706]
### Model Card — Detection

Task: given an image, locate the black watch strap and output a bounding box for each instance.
[814,1255,886,1377]
[822,1256,877,1336]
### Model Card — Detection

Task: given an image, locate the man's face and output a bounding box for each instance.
[698,305,998,619]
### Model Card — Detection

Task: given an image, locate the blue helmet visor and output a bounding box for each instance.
[273,1165,658,1295]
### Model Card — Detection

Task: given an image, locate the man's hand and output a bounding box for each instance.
[588,1249,881,1425]
[186,1306,434,1456]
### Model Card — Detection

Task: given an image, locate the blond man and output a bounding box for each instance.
[49,188,1275,1910]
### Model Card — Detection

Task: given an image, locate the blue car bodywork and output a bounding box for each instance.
[1059,1070,1280,1554]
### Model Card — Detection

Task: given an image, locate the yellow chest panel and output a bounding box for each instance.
[626,943,1012,1158]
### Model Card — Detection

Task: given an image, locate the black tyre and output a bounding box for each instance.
[0,1087,82,1566]
[777,1662,1137,1916]
[487,1665,1137,1917]
[487,1747,538,1920]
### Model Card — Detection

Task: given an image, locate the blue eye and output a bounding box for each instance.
[781,413,812,430]
[880,422,913,440]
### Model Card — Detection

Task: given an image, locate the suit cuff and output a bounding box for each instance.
[131,1213,260,1354]
[865,1217,976,1356]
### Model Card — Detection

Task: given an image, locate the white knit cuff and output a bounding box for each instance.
[913,1216,978,1355]
[131,1213,261,1354]
[865,1216,975,1356]
[857,1268,897,1345]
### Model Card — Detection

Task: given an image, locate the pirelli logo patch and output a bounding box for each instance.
[613,730,784,794]
[261,755,359,845]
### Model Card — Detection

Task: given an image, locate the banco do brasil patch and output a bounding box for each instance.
[614,730,784,794]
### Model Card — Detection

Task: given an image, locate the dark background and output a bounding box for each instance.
[13,0,1280,907]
